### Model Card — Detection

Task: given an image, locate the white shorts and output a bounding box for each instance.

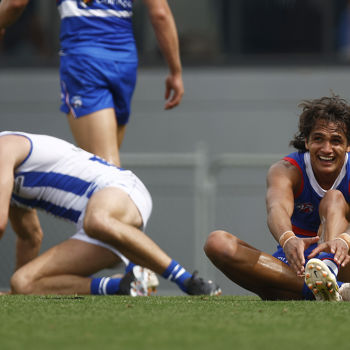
[70,228,129,265]
[71,168,153,264]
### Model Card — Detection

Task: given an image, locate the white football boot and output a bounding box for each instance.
[305,258,342,301]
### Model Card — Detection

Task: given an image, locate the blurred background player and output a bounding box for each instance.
[0,131,221,296]
[204,95,350,302]
[57,0,184,166]
[0,1,184,162]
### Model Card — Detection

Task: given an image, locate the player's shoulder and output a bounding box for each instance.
[268,154,303,182]
[0,132,32,168]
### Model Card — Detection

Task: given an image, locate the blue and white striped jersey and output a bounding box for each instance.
[56,0,137,61]
[1,131,144,224]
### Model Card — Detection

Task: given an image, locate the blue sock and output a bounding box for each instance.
[91,277,122,295]
[162,260,192,292]
[316,252,343,288]
[125,262,136,273]
[316,252,339,277]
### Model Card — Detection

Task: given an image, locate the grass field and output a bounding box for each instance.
[1,295,350,350]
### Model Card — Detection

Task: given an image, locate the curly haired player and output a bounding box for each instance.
[205,95,350,301]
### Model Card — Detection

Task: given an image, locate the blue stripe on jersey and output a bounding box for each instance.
[12,194,81,223]
[17,171,91,196]
[89,155,125,170]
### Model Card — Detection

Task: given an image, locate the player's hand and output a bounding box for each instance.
[164,73,184,110]
[308,238,350,267]
[284,236,319,276]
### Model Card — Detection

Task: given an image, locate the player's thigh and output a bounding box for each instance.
[67,108,118,155]
[15,239,121,281]
[85,187,143,229]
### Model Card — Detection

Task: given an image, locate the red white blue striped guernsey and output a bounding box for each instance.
[283,151,350,237]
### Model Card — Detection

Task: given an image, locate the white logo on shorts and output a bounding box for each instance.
[71,96,83,109]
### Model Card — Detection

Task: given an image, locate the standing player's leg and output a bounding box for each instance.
[67,108,123,166]
[60,55,133,167]
[204,230,305,300]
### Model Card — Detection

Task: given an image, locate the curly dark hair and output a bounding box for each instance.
[290,95,350,151]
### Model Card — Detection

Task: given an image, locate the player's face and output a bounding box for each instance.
[305,119,349,184]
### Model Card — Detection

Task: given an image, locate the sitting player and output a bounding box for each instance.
[204,95,350,301]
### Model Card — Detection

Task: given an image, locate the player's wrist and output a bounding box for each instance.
[335,233,350,250]
[279,230,296,248]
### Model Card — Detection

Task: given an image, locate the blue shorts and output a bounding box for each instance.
[59,54,138,125]
[272,242,317,266]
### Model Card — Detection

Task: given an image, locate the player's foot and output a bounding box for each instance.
[113,267,159,296]
[146,269,159,295]
[305,258,342,301]
[117,266,153,296]
[184,271,221,296]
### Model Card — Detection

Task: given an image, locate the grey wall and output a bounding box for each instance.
[1,67,350,295]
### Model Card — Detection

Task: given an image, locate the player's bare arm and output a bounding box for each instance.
[142,0,184,109]
[266,160,319,275]
[9,206,43,270]
[0,0,29,36]
[0,134,31,236]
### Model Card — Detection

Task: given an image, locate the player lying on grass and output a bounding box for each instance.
[0,131,221,296]
[205,95,350,301]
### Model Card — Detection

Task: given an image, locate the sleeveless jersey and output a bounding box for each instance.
[1,131,138,224]
[283,151,350,237]
[56,0,137,61]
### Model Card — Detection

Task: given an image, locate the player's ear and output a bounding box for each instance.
[304,138,309,150]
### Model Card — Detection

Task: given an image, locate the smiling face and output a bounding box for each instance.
[305,119,349,189]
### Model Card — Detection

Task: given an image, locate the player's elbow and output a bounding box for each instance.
[9,0,29,11]
[149,6,169,24]
[26,228,43,248]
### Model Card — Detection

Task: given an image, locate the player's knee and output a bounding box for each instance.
[10,270,34,295]
[84,211,122,243]
[320,189,346,213]
[322,189,344,202]
[84,211,107,239]
[204,230,239,262]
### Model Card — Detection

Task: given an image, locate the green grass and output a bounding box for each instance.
[1,295,350,350]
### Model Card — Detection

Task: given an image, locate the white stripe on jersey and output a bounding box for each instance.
[12,186,89,214]
[58,0,132,19]
[304,152,348,197]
